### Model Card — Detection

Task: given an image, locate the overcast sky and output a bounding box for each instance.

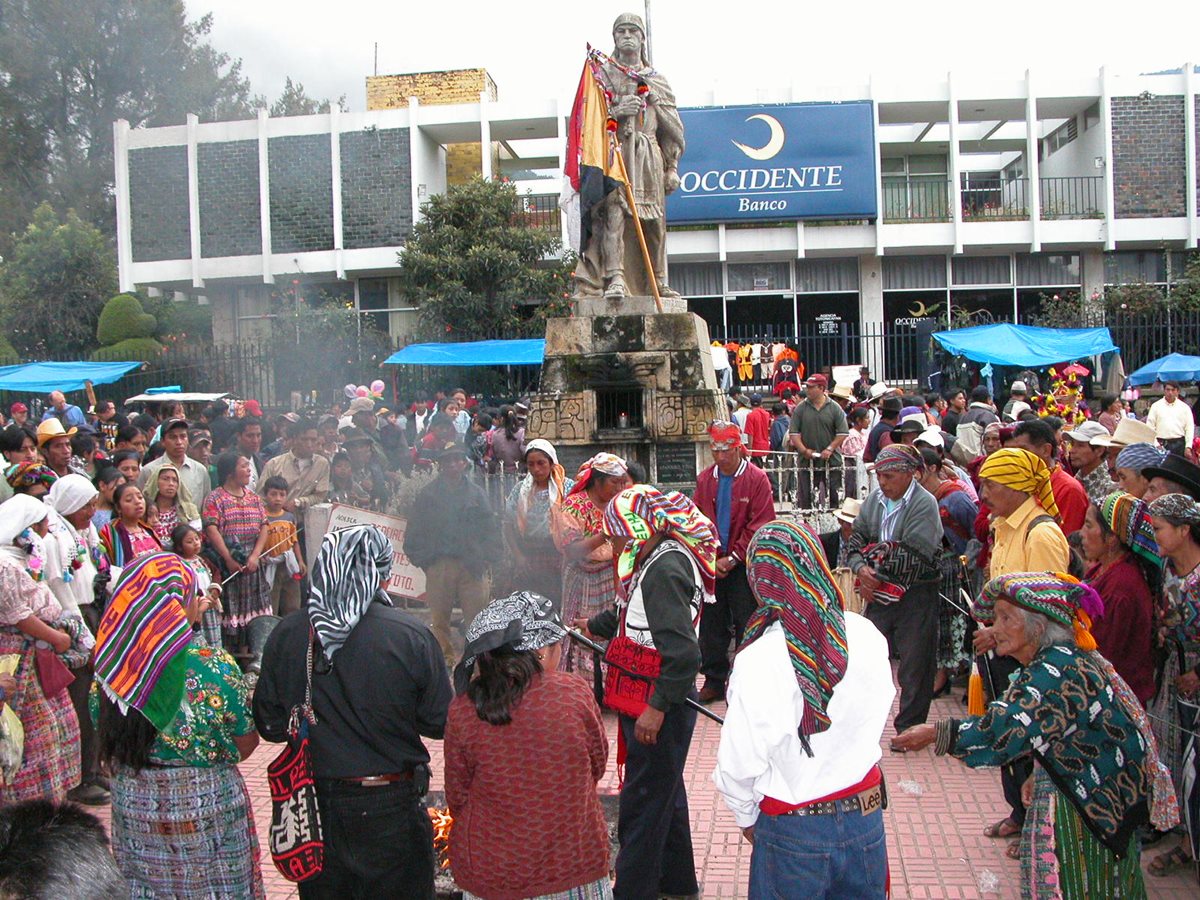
[193,0,1198,113]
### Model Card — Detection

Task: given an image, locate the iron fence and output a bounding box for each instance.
[1039,176,1103,219]
[882,180,952,223]
[962,178,1028,221]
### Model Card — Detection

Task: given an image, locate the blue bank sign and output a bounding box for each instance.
[666,102,877,223]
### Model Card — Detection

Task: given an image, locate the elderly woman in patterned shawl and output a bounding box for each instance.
[92,551,263,898]
[895,571,1178,898]
[505,439,574,608]
[445,592,610,900]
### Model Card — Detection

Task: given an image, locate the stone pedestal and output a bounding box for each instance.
[525,297,723,490]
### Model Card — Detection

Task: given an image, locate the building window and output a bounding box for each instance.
[1043,118,1078,157]
[672,261,723,297]
[727,261,791,293]
[883,256,947,291]
[952,256,1012,287]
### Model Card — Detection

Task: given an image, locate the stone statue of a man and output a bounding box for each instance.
[573,13,685,301]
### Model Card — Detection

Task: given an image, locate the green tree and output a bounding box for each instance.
[0,203,117,357]
[93,292,163,361]
[397,179,575,339]
[0,2,262,252]
[269,78,347,117]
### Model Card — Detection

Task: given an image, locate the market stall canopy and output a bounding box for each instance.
[0,361,142,394]
[383,339,546,367]
[931,324,1118,368]
[1126,352,1200,387]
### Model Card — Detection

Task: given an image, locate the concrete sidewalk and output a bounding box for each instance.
[93,673,1197,899]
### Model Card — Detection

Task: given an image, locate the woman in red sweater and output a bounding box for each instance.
[1080,491,1159,704]
[445,592,610,900]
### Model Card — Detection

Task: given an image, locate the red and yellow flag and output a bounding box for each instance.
[561,49,625,252]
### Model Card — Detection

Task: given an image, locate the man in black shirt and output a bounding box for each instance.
[255,525,452,898]
[864,396,902,463]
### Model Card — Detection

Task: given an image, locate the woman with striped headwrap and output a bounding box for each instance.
[896,571,1177,898]
[713,519,894,898]
[1081,491,1159,704]
[578,484,716,900]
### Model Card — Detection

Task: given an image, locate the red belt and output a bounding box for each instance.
[760,764,882,816]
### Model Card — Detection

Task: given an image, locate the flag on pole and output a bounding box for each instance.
[560,49,625,253]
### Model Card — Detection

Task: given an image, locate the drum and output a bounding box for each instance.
[833,567,863,614]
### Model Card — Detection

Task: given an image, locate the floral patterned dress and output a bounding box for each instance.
[553,490,616,677]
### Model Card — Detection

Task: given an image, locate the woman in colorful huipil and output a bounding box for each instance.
[505,439,574,609]
[98,482,162,576]
[93,552,263,898]
[895,572,1178,898]
[552,453,630,676]
[1145,492,1200,876]
[0,495,82,805]
[202,452,271,656]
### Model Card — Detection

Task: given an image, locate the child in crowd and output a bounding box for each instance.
[260,476,305,616]
[91,467,124,530]
[171,523,224,647]
[328,451,369,508]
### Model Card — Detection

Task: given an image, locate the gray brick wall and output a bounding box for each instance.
[1111,95,1186,218]
[129,146,190,262]
[198,141,261,258]
[341,127,412,249]
[268,134,334,253]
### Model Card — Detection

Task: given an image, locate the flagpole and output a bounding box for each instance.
[611,137,663,313]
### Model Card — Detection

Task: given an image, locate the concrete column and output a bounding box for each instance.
[859,254,885,376]
[479,90,492,180]
[113,120,134,293]
[186,114,203,289]
[1025,70,1041,251]
[210,286,238,345]
[1185,61,1197,248]
[1081,248,1106,318]
[330,108,345,279]
[257,110,274,284]
[1100,66,1117,250]
[408,97,422,224]
[948,73,963,255]
[870,73,885,255]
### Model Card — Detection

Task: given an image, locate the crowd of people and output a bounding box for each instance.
[0,370,1196,899]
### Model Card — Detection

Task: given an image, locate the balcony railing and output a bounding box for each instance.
[882,180,951,223]
[1039,176,1104,219]
[962,178,1028,221]
[516,194,561,231]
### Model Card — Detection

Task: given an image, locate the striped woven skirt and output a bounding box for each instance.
[559,562,617,679]
[0,630,80,805]
[111,763,265,899]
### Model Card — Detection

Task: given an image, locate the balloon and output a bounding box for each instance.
[344,384,357,399]
[370,379,385,395]
[356,386,369,398]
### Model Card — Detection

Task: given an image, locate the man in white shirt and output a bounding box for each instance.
[714,519,893,898]
[138,418,211,506]
[1146,381,1194,459]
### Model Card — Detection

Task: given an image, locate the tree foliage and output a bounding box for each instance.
[97,293,156,345]
[0,203,117,357]
[0,1,261,253]
[397,179,575,340]
[269,78,347,117]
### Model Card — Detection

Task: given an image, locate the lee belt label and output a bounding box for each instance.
[857,785,883,815]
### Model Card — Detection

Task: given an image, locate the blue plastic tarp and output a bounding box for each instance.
[383,339,546,367]
[1127,352,1200,386]
[931,324,1118,368]
[0,361,142,394]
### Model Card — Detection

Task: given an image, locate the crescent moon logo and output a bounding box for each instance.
[908,301,929,317]
[732,114,785,161]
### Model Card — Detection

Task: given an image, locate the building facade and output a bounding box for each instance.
[114,63,1199,379]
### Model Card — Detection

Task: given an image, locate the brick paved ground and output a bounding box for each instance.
[91,670,1198,899]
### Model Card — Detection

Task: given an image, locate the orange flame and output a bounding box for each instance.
[428,807,454,870]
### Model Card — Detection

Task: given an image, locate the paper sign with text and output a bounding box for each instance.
[327,504,426,601]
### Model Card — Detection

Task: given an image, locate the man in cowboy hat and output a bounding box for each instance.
[1141,453,1200,504]
[819,497,861,569]
[1090,416,1159,480]
[693,421,775,703]
[36,419,78,479]
[1063,420,1117,505]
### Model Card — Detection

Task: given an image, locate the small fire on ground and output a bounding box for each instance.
[428,807,453,869]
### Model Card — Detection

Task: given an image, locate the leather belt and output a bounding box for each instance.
[335,772,413,787]
[776,784,884,818]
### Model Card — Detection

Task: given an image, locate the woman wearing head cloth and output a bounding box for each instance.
[46,473,111,806]
[577,484,717,900]
[444,592,610,900]
[895,572,1178,897]
[1145,493,1200,876]
[254,524,453,897]
[504,439,575,607]
[93,551,262,897]
[713,519,894,897]
[143,462,201,550]
[551,452,630,677]
[1113,442,1165,499]
[0,494,81,806]
[1080,491,1159,703]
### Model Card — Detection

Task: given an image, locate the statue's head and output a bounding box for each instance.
[612,13,648,63]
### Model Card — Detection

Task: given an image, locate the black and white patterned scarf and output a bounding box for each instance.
[307,524,393,664]
[453,592,566,692]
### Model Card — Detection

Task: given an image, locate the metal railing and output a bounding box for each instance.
[962,178,1028,220]
[882,180,952,223]
[516,194,561,231]
[757,451,871,515]
[1038,176,1104,219]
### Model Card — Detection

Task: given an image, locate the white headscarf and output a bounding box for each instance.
[48,474,99,517]
[0,495,51,546]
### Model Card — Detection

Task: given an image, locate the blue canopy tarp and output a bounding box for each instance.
[0,361,142,393]
[931,323,1118,368]
[1126,352,1200,387]
[383,339,546,367]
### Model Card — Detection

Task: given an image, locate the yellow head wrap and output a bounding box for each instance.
[977,448,1059,518]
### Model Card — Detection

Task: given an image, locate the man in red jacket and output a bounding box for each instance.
[692,421,776,703]
[742,393,773,463]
